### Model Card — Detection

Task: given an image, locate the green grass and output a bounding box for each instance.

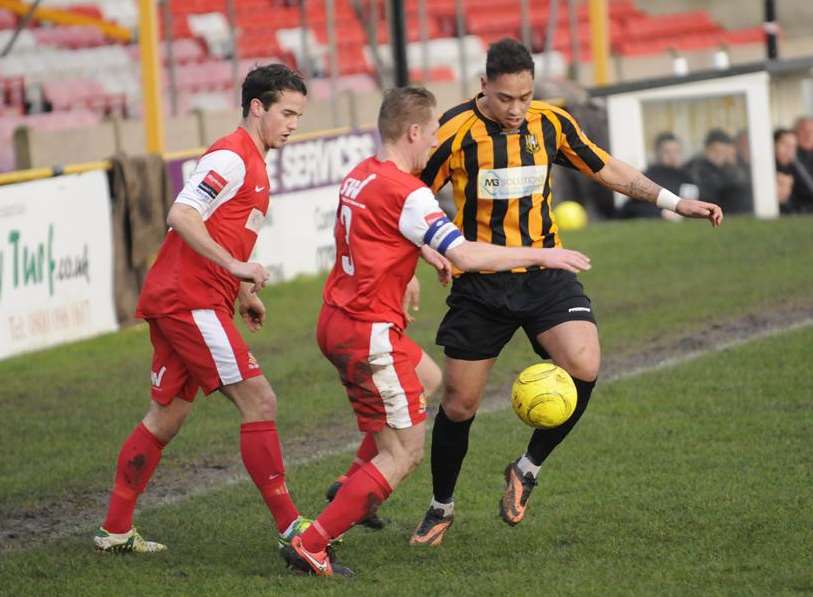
[1,321,811,596]
[1,216,812,516]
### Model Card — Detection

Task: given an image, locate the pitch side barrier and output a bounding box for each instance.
[0,126,380,360]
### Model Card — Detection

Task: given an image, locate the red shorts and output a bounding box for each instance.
[317,304,426,432]
[146,309,263,405]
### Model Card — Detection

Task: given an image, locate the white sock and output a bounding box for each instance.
[430,498,454,517]
[516,454,541,479]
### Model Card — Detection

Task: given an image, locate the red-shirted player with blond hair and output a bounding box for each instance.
[94,64,311,554]
[281,86,592,576]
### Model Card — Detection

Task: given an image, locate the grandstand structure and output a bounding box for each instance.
[0,0,799,172]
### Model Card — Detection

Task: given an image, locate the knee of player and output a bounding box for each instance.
[244,387,277,421]
[143,404,188,444]
[256,391,277,419]
[567,355,601,382]
[144,420,180,445]
[441,395,479,421]
[157,422,182,443]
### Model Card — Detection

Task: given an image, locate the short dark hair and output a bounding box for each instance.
[485,38,534,81]
[704,128,733,147]
[378,86,436,143]
[241,63,307,118]
[654,132,679,151]
[774,128,795,143]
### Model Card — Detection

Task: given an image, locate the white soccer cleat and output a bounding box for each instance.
[94,527,166,553]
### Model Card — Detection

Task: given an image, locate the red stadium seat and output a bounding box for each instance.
[0,9,16,30]
[337,43,371,75]
[722,27,765,45]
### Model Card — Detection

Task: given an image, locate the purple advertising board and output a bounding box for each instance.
[166,127,380,195]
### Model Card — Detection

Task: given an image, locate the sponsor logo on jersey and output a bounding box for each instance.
[340,173,376,200]
[477,165,547,200]
[151,366,167,388]
[247,352,259,369]
[197,170,227,201]
[244,208,265,234]
[424,211,446,225]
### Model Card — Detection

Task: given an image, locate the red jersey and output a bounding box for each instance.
[322,157,463,330]
[136,127,270,318]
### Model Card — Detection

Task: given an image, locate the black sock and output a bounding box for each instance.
[526,377,597,467]
[431,405,475,503]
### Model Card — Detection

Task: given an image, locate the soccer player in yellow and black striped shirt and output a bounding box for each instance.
[410,38,723,545]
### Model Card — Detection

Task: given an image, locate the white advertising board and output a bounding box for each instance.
[0,171,118,360]
[250,185,339,282]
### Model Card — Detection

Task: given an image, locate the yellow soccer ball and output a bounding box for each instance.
[554,200,588,231]
[511,363,577,429]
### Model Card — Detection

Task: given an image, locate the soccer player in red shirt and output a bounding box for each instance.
[94,64,309,553]
[281,86,592,576]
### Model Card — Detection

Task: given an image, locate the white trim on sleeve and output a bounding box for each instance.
[175,149,247,220]
[398,186,464,255]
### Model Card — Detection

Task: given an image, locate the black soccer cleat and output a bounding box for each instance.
[409,507,454,546]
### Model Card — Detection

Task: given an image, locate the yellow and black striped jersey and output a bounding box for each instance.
[420,95,609,269]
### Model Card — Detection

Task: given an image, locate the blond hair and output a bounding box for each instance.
[377,86,437,143]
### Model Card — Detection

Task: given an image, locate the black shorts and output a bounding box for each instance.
[436,269,597,361]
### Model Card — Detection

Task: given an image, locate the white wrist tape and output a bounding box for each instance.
[656,188,681,211]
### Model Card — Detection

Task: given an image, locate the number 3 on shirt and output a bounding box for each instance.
[339,204,355,275]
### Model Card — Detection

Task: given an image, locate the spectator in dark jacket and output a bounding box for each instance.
[774,128,798,214]
[791,116,813,212]
[686,129,752,214]
[621,132,698,219]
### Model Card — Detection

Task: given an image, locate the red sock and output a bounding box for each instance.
[343,432,378,479]
[301,462,392,553]
[240,420,299,533]
[102,422,165,533]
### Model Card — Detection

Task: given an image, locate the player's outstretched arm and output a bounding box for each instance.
[167,203,269,292]
[445,241,591,274]
[400,187,590,275]
[591,156,723,228]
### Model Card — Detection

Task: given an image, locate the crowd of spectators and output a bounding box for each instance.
[620,117,813,218]
[621,128,753,219]
[774,117,813,214]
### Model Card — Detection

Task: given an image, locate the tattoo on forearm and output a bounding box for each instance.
[624,175,661,201]
[596,167,662,202]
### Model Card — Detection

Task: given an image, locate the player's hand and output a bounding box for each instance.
[675,199,723,228]
[239,293,266,332]
[230,261,270,293]
[420,245,452,286]
[403,276,420,324]
[537,248,591,273]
